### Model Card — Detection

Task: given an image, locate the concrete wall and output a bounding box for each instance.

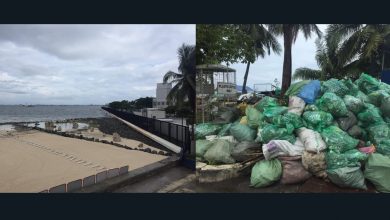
[42,165,129,193]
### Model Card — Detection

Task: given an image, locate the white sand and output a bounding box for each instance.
[0,130,166,192]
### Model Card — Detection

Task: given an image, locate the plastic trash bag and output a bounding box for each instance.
[262,140,304,160]
[212,107,240,124]
[196,139,214,159]
[304,104,319,112]
[343,95,364,114]
[366,122,390,145]
[195,123,222,139]
[301,151,327,179]
[229,123,256,142]
[250,159,282,188]
[254,96,278,112]
[367,90,389,106]
[217,123,233,137]
[321,126,359,153]
[355,73,380,94]
[342,79,360,96]
[231,141,261,162]
[327,166,367,190]
[203,139,235,165]
[326,149,368,170]
[381,96,390,118]
[347,125,364,139]
[302,111,333,132]
[357,103,384,127]
[263,106,288,119]
[259,124,296,144]
[356,90,369,103]
[245,105,264,129]
[279,156,312,184]
[317,92,349,117]
[296,127,327,153]
[322,78,349,97]
[285,80,310,97]
[297,80,321,104]
[337,111,358,131]
[288,96,306,116]
[377,140,390,156]
[272,112,304,132]
[240,116,248,125]
[364,153,390,193]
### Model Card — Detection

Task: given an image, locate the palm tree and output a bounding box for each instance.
[268,24,322,94]
[326,24,390,77]
[293,37,361,81]
[163,44,196,114]
[239,24,281,94]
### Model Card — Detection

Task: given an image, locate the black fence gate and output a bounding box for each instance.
[102,107,191,156]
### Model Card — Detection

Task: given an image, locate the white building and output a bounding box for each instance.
[153,82,172,109]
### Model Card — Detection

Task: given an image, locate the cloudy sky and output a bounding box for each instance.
[231,24,328,89]
[0,25,195,105]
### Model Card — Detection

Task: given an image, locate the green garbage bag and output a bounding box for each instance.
[342,79,360,96]
[321,126,359,153]
[381,96,390,118]
[195,123,222,139]
[263,106,288,119]
[212,107,240,124]
[326,149,368,170]
[229,123,256,142]
[337,111,358,131]
[343,95,364,114]
[327,166,367,190]
[196,140,214,158]
[285,80,310,97]
[254,96,279,112]
[302,111,333,132]
[377,140,390,156]
[231,141,261,162]
[322,78,349,97]
[347,125,364,139]
[364,153,390,193]
[367,90,390,107]
[272,112,304,132]
[366,123,390,144]
[203,139,235,164]
[250,159,282,188]
[245,105,264,129]
[217,123,232,137]
[259,124,296,144]
[304,104,319,112]
[317,92,349,117]
[356,90,369,103]
[379,82,390,93]
[357,103,384,127]
[355,73,380,94]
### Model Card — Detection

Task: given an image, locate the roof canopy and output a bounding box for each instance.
[196,64,236,73]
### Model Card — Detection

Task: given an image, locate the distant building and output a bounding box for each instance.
[153,82,172,109]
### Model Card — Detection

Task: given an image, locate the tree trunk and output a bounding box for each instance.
[282,25,293,95]
[242,62,251,94]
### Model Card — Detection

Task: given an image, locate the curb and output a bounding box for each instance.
[73,156,180,193]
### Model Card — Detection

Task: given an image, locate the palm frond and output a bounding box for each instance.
[163,71,182,83]
[293,67,325,80]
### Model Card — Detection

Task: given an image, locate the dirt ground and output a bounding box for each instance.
[0,130,166,192]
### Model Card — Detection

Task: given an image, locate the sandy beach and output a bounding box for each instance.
[0,129,167,192]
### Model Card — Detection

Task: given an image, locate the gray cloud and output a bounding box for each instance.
[0,25,195,105]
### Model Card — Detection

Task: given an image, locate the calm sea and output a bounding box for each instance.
[0,105,107,123]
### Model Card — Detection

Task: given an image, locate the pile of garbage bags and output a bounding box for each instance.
[196,73,390,192]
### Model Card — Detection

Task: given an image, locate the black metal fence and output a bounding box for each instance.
[102,107,191,154]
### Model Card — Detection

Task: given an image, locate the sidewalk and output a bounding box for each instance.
[171,175,378,193]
